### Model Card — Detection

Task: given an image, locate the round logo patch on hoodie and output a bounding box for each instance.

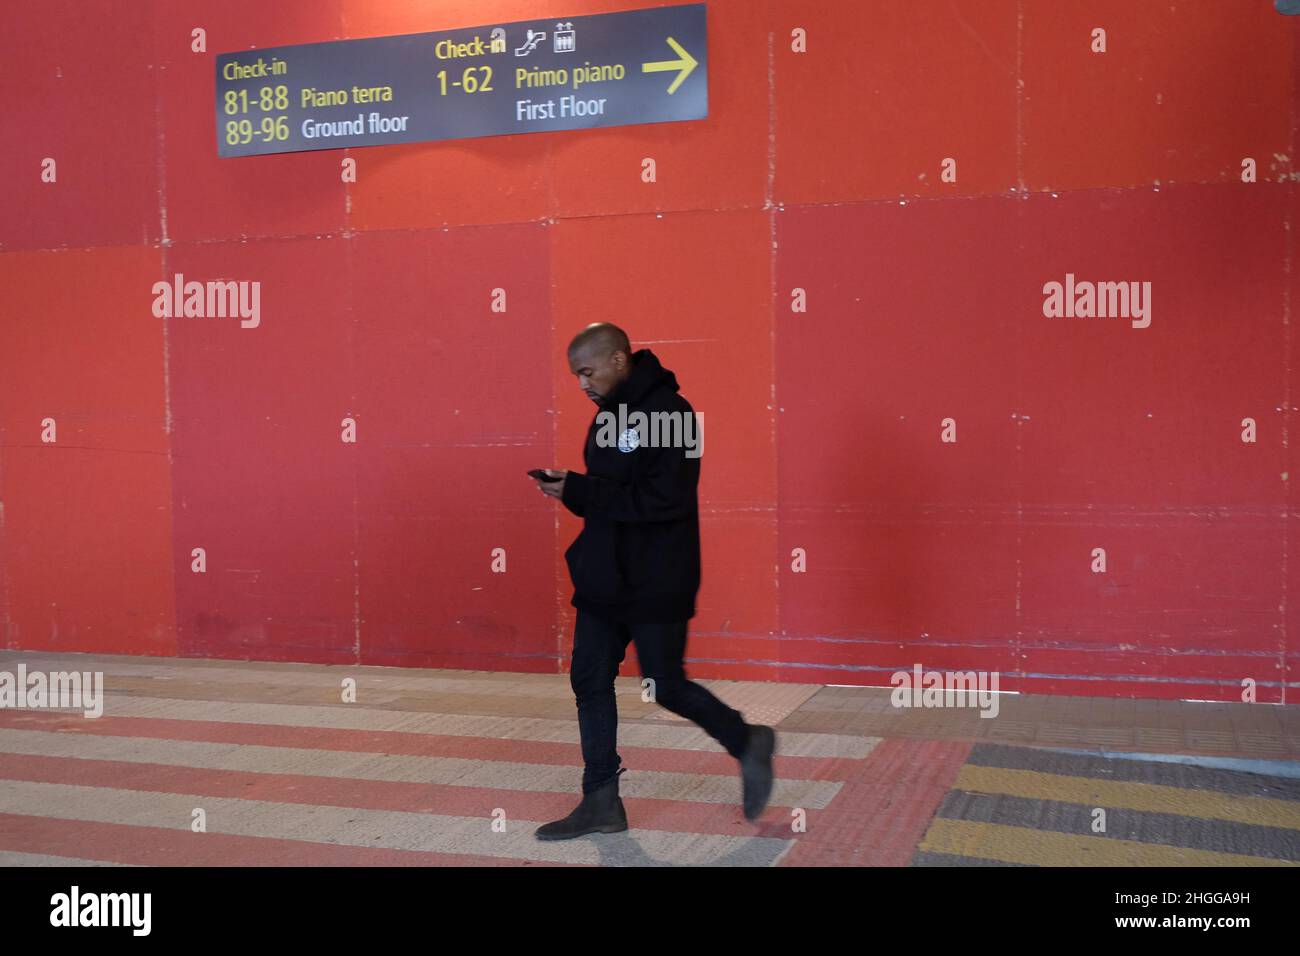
[617,428,641,453]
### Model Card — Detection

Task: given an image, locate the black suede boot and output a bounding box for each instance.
[739,724,776,821]
[535,768,628,840]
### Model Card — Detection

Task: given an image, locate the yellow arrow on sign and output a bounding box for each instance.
[641,36,698,95]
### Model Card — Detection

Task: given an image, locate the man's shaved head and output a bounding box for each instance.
[567,323,633,405]
[567,323,630,362]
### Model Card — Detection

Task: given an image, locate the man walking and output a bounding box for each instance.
[530,323,776,840]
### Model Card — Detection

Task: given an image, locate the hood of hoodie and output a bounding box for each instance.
[599,348,679,409]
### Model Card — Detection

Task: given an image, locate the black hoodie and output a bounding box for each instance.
[560,348,702,622]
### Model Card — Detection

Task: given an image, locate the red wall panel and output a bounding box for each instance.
[773,0,1019,203]
[1286,180,1300,703]
[776,197,1021,684]
[2,0,1297,703]
[1016,184,1287,700]
[0,1,160,251]
[349,225,557,670]
[166,237,356,662]
[0,246,175,654]
[1021,0,1293,190]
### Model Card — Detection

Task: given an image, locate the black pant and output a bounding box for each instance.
[569,609,750,794]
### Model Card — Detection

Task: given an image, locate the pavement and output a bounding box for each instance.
[0,650,1296,866]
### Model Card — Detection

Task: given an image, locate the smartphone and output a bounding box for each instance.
[528,469,563,482]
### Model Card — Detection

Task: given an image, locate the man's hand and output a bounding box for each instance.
[534,469,568,499]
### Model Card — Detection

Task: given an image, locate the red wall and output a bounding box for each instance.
[1,0,1296,702]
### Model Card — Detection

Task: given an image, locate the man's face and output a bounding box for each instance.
[568,344,628,405]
